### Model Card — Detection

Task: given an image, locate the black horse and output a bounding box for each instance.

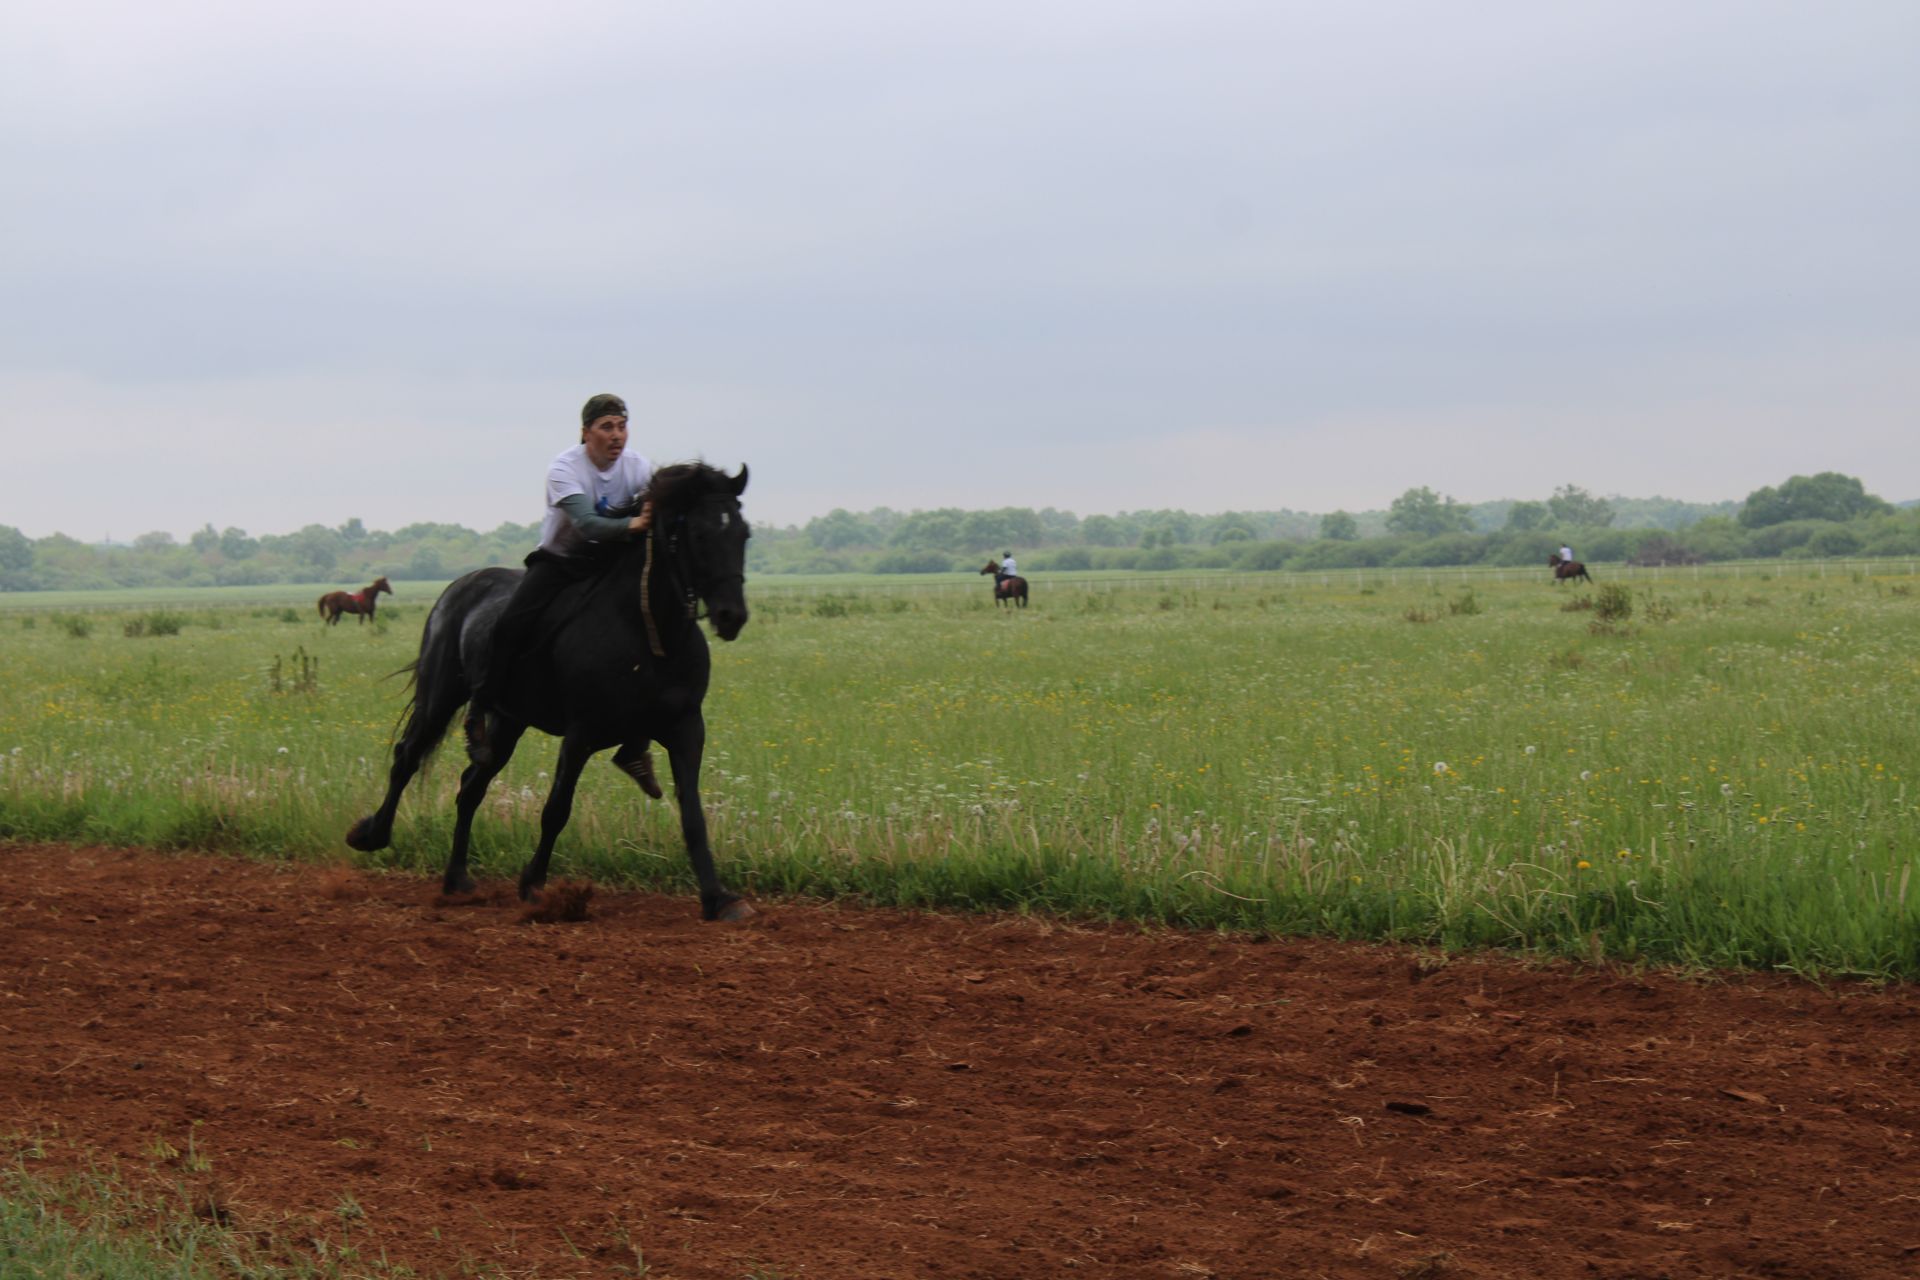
[1547,553,1593,585]
[345,463,753,920]
[979,560,1029,607]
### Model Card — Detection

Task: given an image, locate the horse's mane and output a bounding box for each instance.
[644,462,735,512]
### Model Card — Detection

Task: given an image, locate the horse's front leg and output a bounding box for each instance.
[519,733,594,902]
[660,713,750,921]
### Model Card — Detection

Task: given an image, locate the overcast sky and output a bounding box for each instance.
[3,0,1915,540]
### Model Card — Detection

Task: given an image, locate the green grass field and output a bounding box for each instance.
[1,568,1915,978]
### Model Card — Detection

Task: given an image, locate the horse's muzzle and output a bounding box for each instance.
[711,605,749,641]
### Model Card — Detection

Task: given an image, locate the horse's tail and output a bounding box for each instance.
[387,597,470,763]
[317,595,327,616]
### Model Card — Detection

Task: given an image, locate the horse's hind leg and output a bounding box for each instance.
[442,720,526,895]
[519,733,593,901]
[345,681,467,854]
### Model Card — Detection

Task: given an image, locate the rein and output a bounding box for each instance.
[638,519,702,661]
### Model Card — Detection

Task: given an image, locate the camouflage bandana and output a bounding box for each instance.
[581,393,627,427]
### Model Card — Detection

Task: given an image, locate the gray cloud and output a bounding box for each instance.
[3,0,1915,536]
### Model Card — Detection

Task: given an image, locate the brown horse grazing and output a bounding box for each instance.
[979,560,1028,608]
[319,577,393,624]
[1547,554,1593,585]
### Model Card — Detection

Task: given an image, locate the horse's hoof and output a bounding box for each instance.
[715,900,756,923]
[344,818,385,852]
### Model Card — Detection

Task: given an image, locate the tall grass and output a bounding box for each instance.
[1,573,1915,976]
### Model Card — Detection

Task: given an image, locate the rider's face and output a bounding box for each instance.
[583,414,629,469]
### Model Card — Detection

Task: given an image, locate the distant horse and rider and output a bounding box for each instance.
[319,576,393,625]
[979,558,1028,608]
[344,463,755,921]
[1547,554,1593,585]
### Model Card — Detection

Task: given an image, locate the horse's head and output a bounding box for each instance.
[1547,554,1562,567]
[372,576,393,595]
[649,463,752,641]
[980,560,1000,575]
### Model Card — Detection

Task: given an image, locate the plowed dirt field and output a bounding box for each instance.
[3,844,1916,1279]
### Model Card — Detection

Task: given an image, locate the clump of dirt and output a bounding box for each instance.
[315,865,369,902]
[519,880,593,924]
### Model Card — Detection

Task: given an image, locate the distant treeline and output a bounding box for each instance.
[2,474,1912,591]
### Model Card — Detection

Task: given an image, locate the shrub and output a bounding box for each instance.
[1805,524,1864,557]
[1041,547,1093,571]
[1388,532,1484,568]
[1627,533,1702,567]
[123,610,188,638]
[1745,519,1829,558]
[872,550,951,574]
[812,594,870,618]
[1594,584,1633,623]
[1233,541,1297,572]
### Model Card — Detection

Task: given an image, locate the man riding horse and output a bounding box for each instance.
[979,556,1029,607]
[467,394,657,778]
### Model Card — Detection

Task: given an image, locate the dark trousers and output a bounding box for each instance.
[475,549,596,707]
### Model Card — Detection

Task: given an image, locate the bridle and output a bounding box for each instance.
[638,502,744,660]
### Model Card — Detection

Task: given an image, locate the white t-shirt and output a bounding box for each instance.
[538,444,653,556]
[1001,556,1017,576]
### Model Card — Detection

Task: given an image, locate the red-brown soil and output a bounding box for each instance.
[3,844,1917,1279]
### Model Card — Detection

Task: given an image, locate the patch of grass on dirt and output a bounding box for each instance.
[0,1140,483,1279]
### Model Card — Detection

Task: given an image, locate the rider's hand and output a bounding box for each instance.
[629,500,653,534]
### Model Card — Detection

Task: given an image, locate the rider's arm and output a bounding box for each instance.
[554,493,648,541]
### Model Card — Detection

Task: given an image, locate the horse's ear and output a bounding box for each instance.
[728,464,749,496]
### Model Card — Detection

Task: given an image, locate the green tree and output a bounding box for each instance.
[1319,510,1359,541]
[1080,514,1125,547]
[806,508,879,550]
[219,527,258,560]
[1738,472,1891,528]
[189,523,220,554]
[1037,507,1082,543]
[1211,514,1258,544]
[286,524,341,575]
[1385,487,1474,537]
[887,508,966,552]
[1504,500,1549,531]
[406,544,445,580]
[0,525,33,590]
[1547,485,1615,528]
